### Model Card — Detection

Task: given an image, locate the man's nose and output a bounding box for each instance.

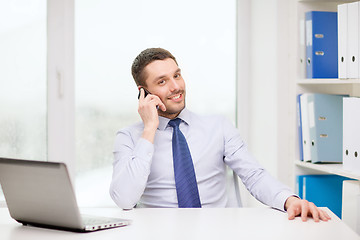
[169,79,180,92]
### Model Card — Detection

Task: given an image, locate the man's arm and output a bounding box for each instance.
[109,132,154,209]
[222,118,331,221]
[109,88,166,209]
[221,117,295,211]
[285,196,331,222]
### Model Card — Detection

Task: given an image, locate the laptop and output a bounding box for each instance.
[0,157,131,232]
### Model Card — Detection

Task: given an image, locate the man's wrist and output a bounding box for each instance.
[142,127,157,143]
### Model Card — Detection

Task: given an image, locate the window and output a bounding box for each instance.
[78,0,236,206]
[0,0,47,202]
[0,0,236,207]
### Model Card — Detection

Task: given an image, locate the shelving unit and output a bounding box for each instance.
[295,161,360,180]
[293,0,360,189]
[297,79,360,84]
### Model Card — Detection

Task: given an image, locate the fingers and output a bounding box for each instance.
[156,99,166,112]
[308,202,319,222]
[138,89,166,112]
[287,207,296,220]
[146,95,166,111]
[300,201,319,222]
[138,94,166,115]
[146,95,166,112]
[301,200,309,222]
[306,202,331,222]
[139,88,145,99]
[288,199,332,222]
[319,209,331,221]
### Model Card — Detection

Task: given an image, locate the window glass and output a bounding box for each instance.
[75,0,236,206]
[0,0,47,202]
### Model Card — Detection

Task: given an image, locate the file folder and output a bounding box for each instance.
[347,2,359,78]
[297,174,351,218]
[338,4,348,79]
[307,93,347,163]
[305,11,338,78]
[300,93,312,162]
[343,97,360,173]
[297,94,303,161]
[342,180,360,235]
[299,19,306,79]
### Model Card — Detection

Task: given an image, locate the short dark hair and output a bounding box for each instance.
[131,48,178,86]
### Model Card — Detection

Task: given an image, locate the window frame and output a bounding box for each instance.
[47,0,76,179]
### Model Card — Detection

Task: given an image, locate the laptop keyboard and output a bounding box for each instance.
[82,215,126,226]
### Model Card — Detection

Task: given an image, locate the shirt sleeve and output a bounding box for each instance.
[221,117,295,212]
[109,129,154,209]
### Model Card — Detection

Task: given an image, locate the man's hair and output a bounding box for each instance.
[131,48,178,86]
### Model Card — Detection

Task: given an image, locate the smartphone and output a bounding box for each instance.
[137,88,151,99]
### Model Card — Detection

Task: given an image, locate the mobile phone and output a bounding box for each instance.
[137,88,151,99]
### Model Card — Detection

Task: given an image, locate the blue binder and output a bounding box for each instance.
[297,175,351,218]
[305,11,338,78]
[307,93,347,163]
[297,94,303,161]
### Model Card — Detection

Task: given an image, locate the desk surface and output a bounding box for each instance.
[0,207,359,240]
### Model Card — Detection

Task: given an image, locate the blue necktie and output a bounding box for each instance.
[168,118,201,208]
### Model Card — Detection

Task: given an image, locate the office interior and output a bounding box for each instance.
[1,0,360,234]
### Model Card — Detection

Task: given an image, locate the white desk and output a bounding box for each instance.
[0,207,359,240]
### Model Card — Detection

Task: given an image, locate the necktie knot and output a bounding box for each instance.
[168,118,182,128]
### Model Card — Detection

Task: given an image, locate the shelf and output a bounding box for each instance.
[297,1,359,5]
[297,79,360,84]
[295,161,360,180]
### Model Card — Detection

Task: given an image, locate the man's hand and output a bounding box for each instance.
[138,88,166,143]
[285,196,331,222]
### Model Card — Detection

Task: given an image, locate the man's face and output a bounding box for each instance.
[142,58,186,119]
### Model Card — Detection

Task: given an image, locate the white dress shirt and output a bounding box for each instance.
[110,108,294,210]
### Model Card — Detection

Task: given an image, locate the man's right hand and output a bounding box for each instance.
[138,88,166,143]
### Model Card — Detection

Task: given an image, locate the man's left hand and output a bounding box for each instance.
[285,196,331,222]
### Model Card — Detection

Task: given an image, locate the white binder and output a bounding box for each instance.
[347,2,359,78]
[343,97,360,172]
[342,180,360,235]
[299,19,306,79]
[338,4,348,79]
[300,93,311,162]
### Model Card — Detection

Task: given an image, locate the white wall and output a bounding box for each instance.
[238,0,296,207]
[249,0,278,176]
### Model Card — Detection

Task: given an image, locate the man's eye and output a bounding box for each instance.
[174,74,181,78]
[158,80,165,85]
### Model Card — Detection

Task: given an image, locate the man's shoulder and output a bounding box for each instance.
[188,111,238,136]
[116,121,144,136]
[189,110,230,125]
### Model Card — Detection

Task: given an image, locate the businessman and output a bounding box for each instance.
[110,48,331,222]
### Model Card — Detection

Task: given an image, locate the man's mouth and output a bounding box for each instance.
[168,92,183,102]
[172,94,181,100]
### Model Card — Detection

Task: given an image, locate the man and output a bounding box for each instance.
[110,48,331,222]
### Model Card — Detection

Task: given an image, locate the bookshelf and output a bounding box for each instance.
[293,0,360,196]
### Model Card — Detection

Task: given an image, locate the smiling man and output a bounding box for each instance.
[110,48,330,222]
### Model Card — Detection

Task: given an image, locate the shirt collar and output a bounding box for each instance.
[158,108,192,131]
